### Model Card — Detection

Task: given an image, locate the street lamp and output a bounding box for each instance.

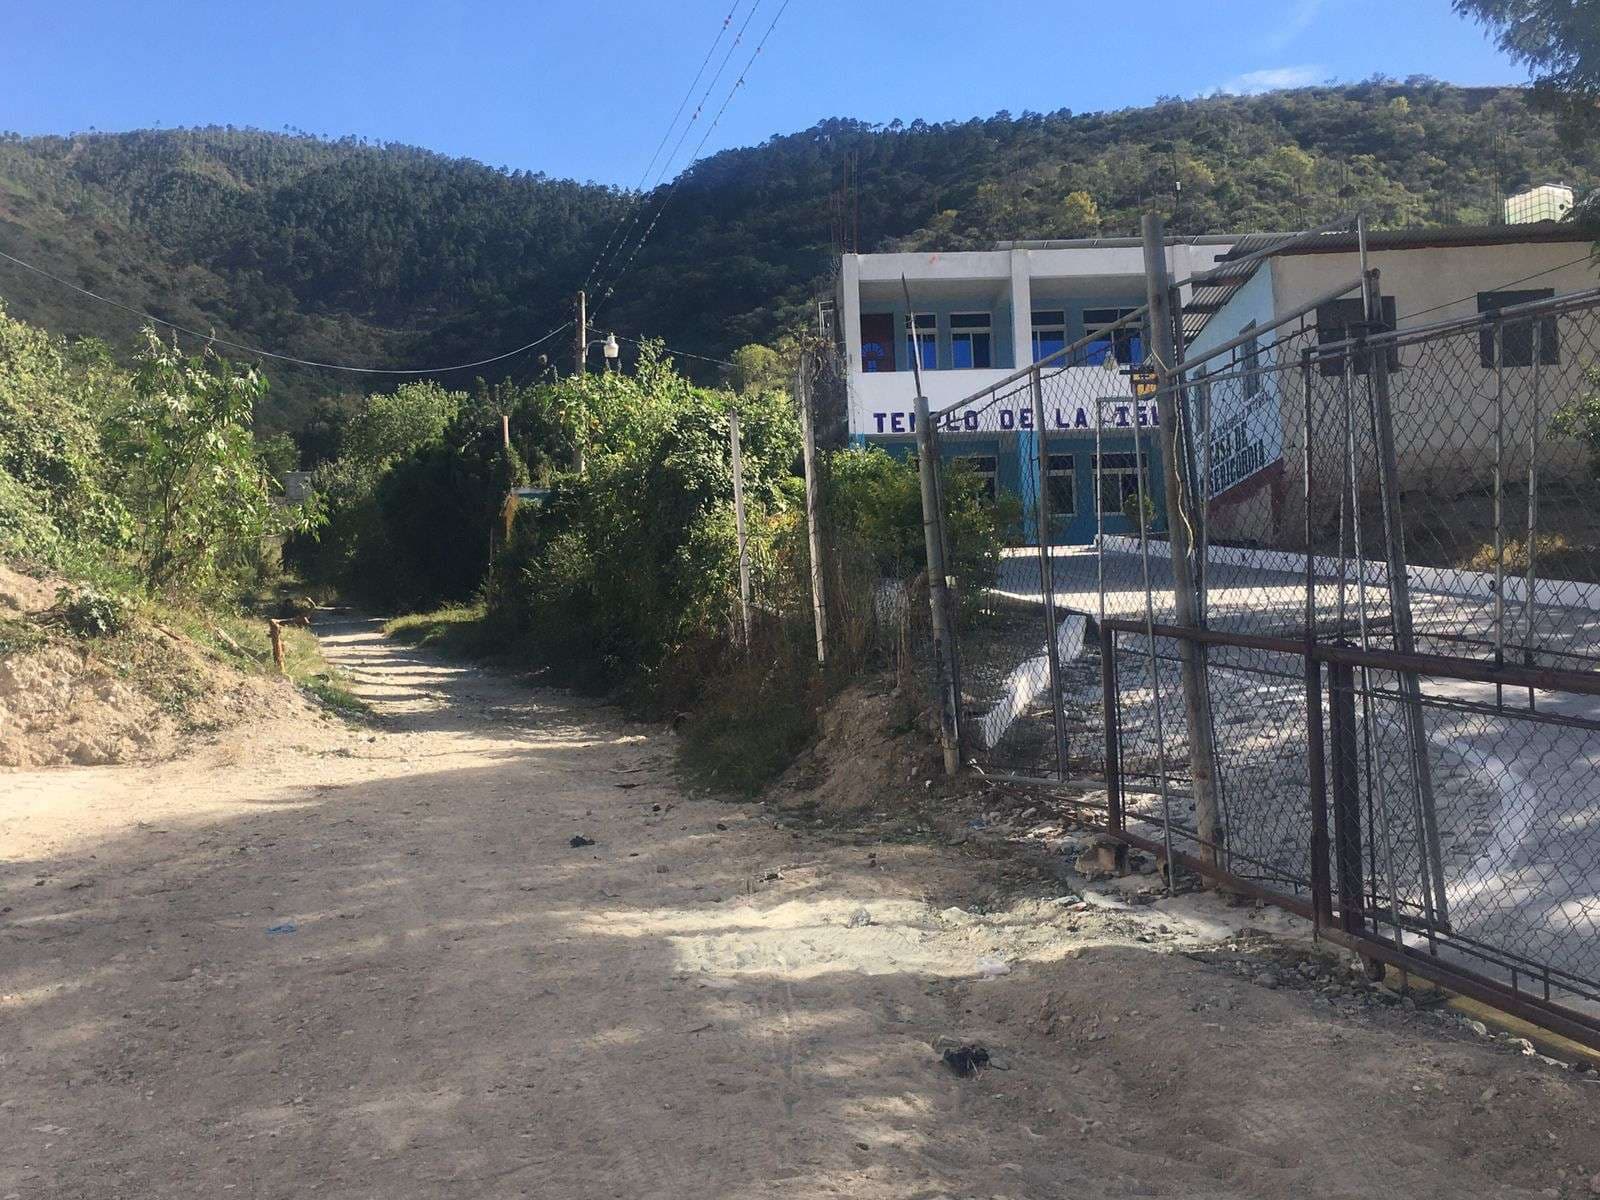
[586,333,621,369]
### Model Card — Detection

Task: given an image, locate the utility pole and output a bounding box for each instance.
[1141,212,1221,870]
[729,411,753,649]
[575,290,587,378]
[797,349,828,667]
[572,291,587,474]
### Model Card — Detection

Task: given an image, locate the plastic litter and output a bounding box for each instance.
[569,835,596,848]
[266,923,297,935]
[975,956,1011,980]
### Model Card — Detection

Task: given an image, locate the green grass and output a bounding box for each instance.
[158,602,372,717]
[383,604,505,659]
[0,616,48,658]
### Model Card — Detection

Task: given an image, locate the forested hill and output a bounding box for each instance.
[2,79,1596,429]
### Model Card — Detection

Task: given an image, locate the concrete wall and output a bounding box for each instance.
[1193,239,1599,550]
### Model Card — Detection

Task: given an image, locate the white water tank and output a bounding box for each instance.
[1504,183,1574,225]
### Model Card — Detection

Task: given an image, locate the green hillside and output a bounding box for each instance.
[1,79,1595,431]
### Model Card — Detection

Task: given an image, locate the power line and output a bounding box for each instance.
[589,0,791,323]
[581,2,747,293]
[0,246,572,375]
[1396,251,1598,326]
[612,332,733,368]
[585,2,764,298]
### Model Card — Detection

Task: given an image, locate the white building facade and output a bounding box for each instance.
[837,237,1246,544]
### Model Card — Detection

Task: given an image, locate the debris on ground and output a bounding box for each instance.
[568,835,595,848]
[941,1044,991,1077]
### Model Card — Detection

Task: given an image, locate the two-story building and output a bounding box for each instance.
[837,236,1250,543]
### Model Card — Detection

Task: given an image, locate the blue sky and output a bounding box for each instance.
[3,1,1522,187]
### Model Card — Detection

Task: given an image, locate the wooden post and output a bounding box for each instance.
[914,390,961,777]
[268,619,286,675]
[797,350,828,667]
[729,411,753,649]
[1141,212,1222,868]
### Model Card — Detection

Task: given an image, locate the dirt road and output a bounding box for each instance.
[3,616,1598,1199]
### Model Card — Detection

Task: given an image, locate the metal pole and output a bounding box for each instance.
[1345,352,1409,953]
[1306,658,1331,929]
[797,350,829,668]
[1101,621,1124,832]
[1493,323,1506,710]
[1095,394,1106,628]
[1328,660,1366,937]
[914,390,961,777]
[1142,212,1221,868]
[1361,265,1450,930]
[730,411,753,650]
[1525,317,1544,709]
[1031,367,1069,779]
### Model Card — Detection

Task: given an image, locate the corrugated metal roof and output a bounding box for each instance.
[1181,233,1296,339]
[1182,223,1593,338]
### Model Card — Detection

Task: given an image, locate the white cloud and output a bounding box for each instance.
[1261,0,1325,52]
[1218,65,1326,95]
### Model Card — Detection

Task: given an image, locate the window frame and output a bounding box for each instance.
[1092,451,1142,516]
[1239,321,1262,398]
[1316,296,1399,378]
[949,312,994,370]
[905,312,938,372]
[1477,289,1560,369]
[952,453,998,501]
[1083,306,1144,366]
[1031,309,1067,363]
[1046,452,1076,516]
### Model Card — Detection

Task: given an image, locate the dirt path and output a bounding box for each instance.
[3,616,1599,1199]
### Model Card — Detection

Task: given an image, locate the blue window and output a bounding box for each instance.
[1084,307,1144,365]
[905,313,937,371]
[951,312,992,369]
[1032,310,1066,361]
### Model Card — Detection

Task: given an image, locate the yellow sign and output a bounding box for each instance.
[1130,367,1159,399]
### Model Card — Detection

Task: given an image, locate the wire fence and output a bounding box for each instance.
[921,274,1600,1048]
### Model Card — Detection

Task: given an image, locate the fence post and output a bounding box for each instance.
[797,349,829,668]
[268,619,286,676]
[1141,213,1222,868]
[1327,659,1365,936]
[914,391,961,777]
[1361,263,1450,929]
[1030,366,1069,779]
[729,410,753,649]
[1100,621,1123,833]
[1306,658,1332,928]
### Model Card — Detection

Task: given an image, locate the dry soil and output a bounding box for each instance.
[3,614,1598,1199]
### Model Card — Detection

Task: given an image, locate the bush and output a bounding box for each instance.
[822,445,1016,612]
[486,348,798,704]
[52,585,129,638]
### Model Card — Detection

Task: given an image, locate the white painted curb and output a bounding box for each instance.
[1094,536,1600,615]
[976,614,1087,750]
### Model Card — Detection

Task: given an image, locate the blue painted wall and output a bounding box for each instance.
[861,429,1165,547]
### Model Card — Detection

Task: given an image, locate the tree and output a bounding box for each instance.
[342,380,463,467]
[106,331,293,593]
[1454,1,1600,140]
[1060,191,1101,236]
[730,344,785,395]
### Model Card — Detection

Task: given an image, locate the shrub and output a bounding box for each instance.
[487,348,798,704]
[52,585,128,638]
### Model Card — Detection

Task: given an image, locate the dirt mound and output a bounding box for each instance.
[0,562,58,614]
[0,572,320,770]
[766,678,940,816]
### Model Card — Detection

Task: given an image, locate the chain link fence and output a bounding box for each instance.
[919,263,1600,1047]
